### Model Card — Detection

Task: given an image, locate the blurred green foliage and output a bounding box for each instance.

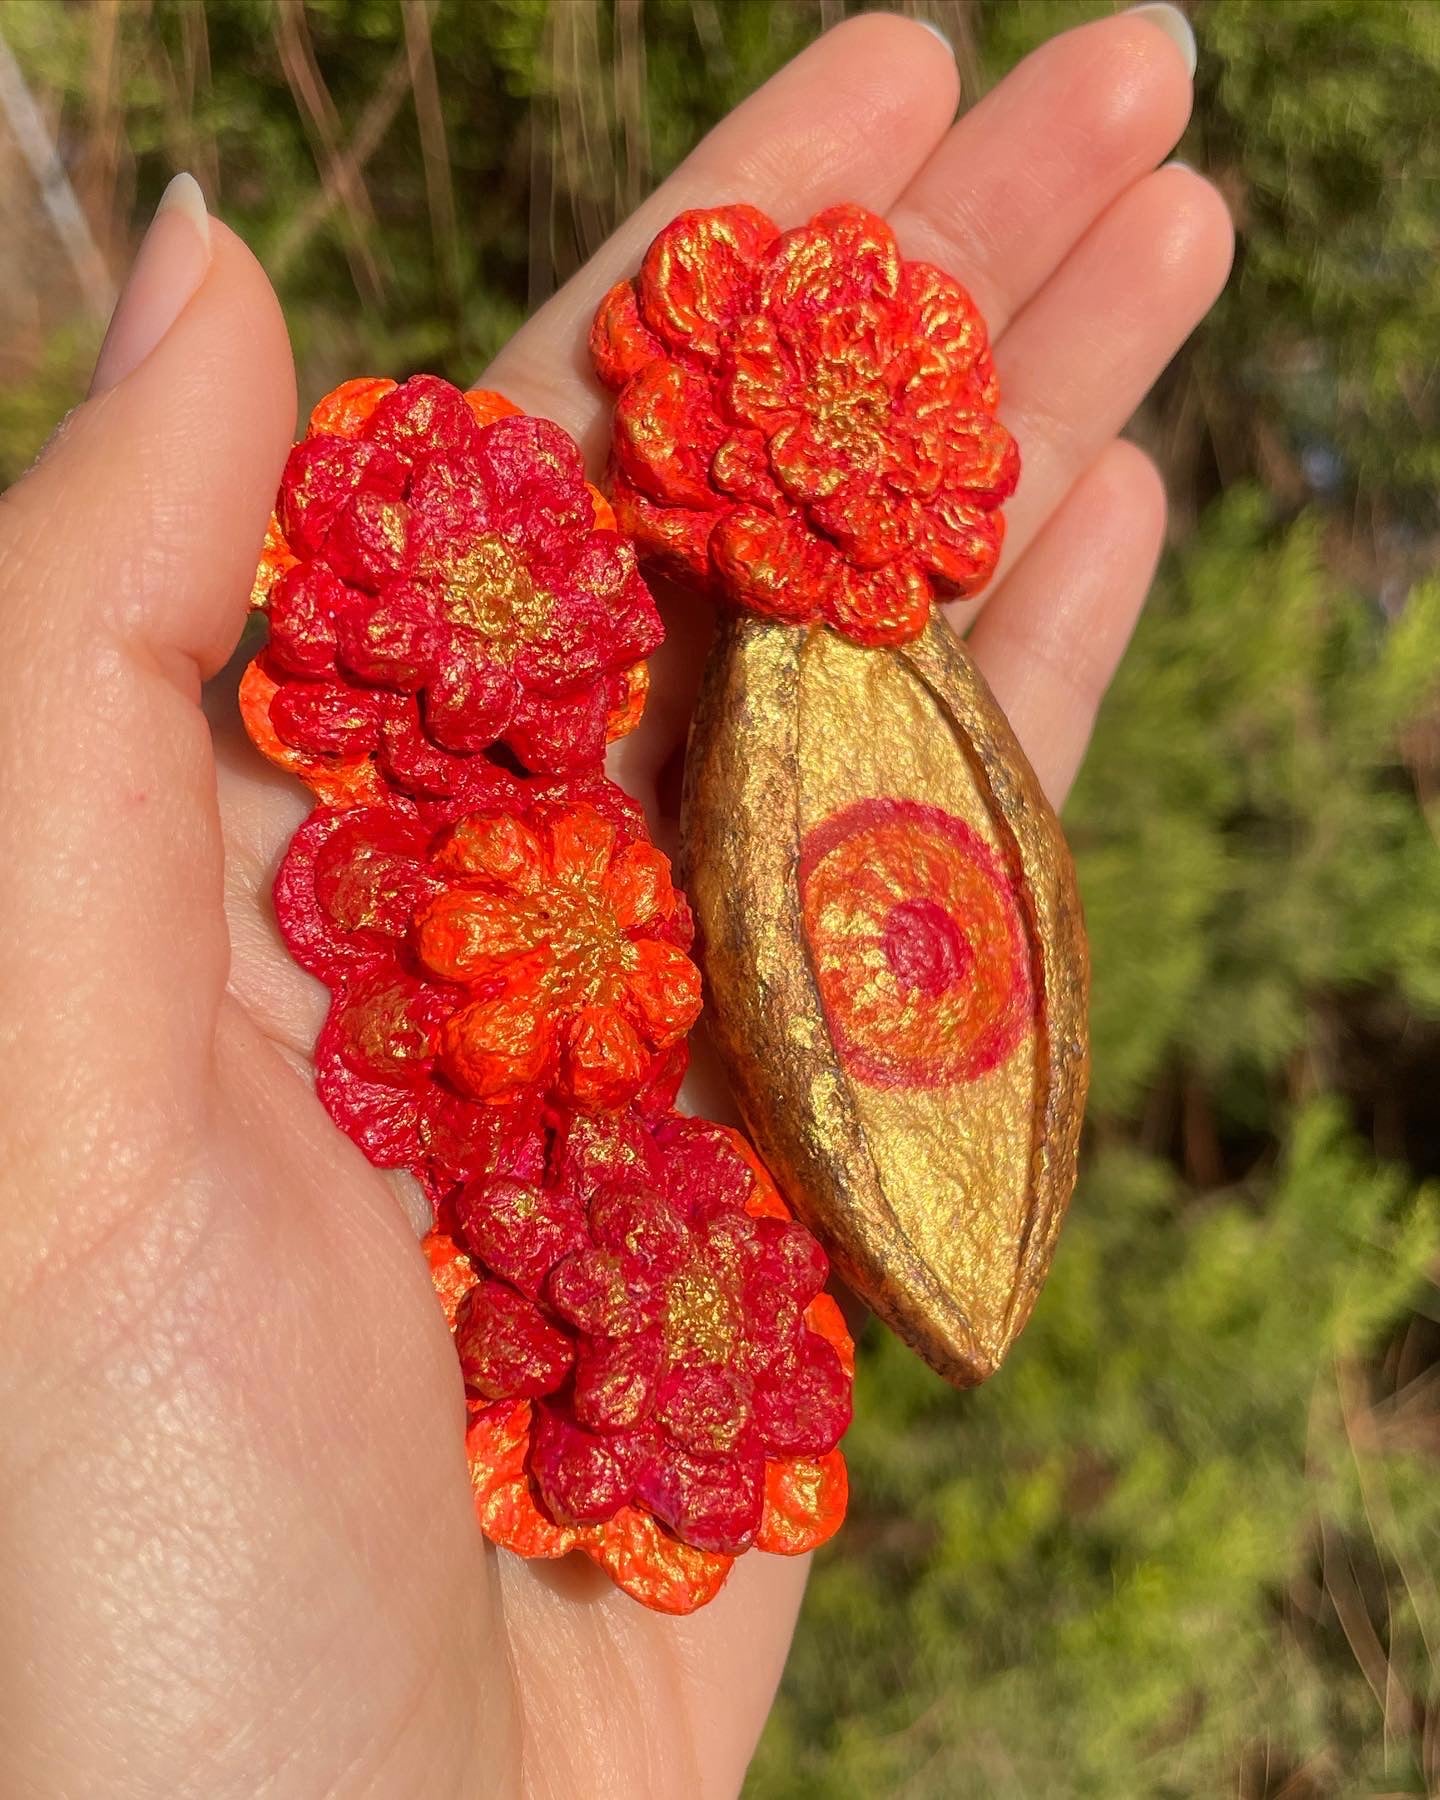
[4,2,1440,1793]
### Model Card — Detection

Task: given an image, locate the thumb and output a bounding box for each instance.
[0,175,295,1149]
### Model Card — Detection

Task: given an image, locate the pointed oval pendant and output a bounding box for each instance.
[682,614,1089,1387]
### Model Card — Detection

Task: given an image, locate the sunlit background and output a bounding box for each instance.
[4,2,1440,1793]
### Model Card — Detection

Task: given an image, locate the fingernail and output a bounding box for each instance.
[1124,3,1197,78]
[91,173,211,396]
[914,18,954,56]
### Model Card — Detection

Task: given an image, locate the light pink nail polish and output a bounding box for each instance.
[90,173,211,396]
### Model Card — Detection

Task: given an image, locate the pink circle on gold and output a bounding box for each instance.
[798,798,1034,1089]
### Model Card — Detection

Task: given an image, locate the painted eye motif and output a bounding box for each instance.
[799,797,1033,1090]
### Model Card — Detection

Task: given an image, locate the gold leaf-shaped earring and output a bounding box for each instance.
[591,200,1089,1387]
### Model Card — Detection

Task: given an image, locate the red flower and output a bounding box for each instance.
[591,203,1018,645]
[274,787,697,1188]
[250,374,661,785]
[449,1110,853,1556]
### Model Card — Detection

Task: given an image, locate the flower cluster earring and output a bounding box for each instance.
[591,204,1087,1389]
[245,370,851,1613]
[242,202,1087,1614]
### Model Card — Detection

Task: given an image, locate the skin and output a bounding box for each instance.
[0,14,1232,1799]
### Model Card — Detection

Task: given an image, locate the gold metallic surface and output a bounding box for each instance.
[662,1260,740,1363]
[681,614,1089,1387]
[431,533,555,652]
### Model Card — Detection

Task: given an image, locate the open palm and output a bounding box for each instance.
[0,13,1230,1797]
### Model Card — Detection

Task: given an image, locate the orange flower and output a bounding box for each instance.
[273,783,689,1192]
[591,203,1018,646]
[417,800,702,1111]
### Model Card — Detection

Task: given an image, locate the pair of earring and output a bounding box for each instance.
[242,201,1086,1614]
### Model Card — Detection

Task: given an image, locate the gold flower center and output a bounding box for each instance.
[436,533,553,653]
[533,882,634,1007]
[806,366,888,463]
[419,853,645,1004]
[662,1259,739,1362]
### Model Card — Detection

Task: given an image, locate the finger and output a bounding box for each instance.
[605,583,714,833]
[0,180,296,1126]
[483,12,961,454]
[968,164,1232,596]
[624,155,1223,811]
[966,437,1167,808]
[499,1543,808,1800]
[890,6,1195,338]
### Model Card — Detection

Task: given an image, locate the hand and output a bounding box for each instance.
[0,13,1230,1796]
